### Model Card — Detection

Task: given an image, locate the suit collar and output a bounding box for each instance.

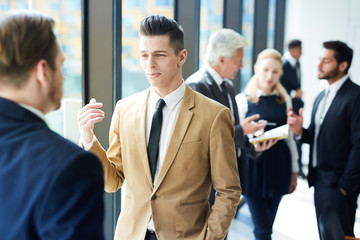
[134,86,195,190]
[312,77,351,130]
[204,64,224,88]
[134,89,154,188]
[203,70,229,107]
[0,97,46,124]
[153,85,195,192]
[326,74,348,93]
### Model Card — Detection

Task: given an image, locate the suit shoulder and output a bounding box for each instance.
[192,89,227,110]
[343,79,360,96]
[186,69,208,84]
[114,89,148,112]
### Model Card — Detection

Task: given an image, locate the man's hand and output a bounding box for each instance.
[340,187,347,196]
[289,172,298,193]
[287,107,303,136]
[295,88,303,98]
[77,98,105,147]
[241,114,267,135]
[253,139,278,152]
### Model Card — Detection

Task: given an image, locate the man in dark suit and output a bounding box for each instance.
[280,39,306,178]
[288,41,360,239]
[0,11,104,240]
[186,29,276,207]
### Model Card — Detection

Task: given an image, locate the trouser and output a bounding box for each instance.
[245,195,282,240]
[314,173,359,239]
[145,230,157,240]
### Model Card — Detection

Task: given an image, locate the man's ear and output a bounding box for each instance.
[218,56,225,65]
[178,49,187,67]
[33,59,50,87]
[339,61,348,73]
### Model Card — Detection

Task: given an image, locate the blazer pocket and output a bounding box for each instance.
[180,139,202,149]
[176,199,208,236]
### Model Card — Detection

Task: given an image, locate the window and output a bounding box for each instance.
[240,0,255,91]
[121,0,174,98]
[198,0,223,68]
[0,0,83,143]
[267,0,276,48]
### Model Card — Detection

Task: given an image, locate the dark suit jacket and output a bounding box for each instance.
[186,68,258,191]
[280,59,304,114]
[0,97,105,240]
[300,79,360,194]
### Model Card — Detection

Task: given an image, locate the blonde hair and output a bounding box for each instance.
[244,49,287,104]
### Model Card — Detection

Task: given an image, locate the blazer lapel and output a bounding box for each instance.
[153,86,194,192]
[311,91,325,125]
[227,82,240,125]
[320,78,350,128]
[134,89,154,188]
[204,71,228,106]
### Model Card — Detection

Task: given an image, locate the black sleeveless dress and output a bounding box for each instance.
[243,95,292,198]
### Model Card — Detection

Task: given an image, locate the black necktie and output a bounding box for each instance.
[295,61,301,84]
[147,99,166,181]
[220,82,230,108]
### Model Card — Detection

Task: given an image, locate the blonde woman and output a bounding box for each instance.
[235,49,299,240]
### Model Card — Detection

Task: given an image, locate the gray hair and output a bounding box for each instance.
[204,28,248,66]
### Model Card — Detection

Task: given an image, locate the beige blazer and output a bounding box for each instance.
[91,85,241,240]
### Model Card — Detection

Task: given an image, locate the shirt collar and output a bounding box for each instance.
[205,64,225,87]
[19,103,46,122]
[255,89,280,98]
[325,74,348,93]
[284,51,298,67]
[149,80,186,110]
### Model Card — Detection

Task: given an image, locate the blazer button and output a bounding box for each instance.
[151,194,157,200]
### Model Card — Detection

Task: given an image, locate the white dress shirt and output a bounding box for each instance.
[147,81,185,231]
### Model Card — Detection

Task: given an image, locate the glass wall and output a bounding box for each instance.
[241,0,255,91]
[267,0,276,49]
[198,0,223,67]
[121,0,174,98]
[0,0,83,142]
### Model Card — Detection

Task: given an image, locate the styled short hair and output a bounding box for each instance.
[139,15,184,55]
[205,28,248,66]
[0,10,58,88]
[288,39,302,49]
[323,40,353,74]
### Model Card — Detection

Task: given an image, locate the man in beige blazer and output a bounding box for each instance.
[78,15,241,240]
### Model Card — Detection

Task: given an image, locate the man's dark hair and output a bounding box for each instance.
[323,40,353,74]
[288,39,302,49]
[0,10,58,88]
[139,15,184,54]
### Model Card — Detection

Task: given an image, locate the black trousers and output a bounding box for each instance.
[145,230,157,240]
[314,172,359,239]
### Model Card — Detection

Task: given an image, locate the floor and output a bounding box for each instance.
[227,177,360,240]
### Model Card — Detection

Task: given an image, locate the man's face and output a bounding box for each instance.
[139,35,186,92]
[290,46,302,60]
[220,48,244,80]
[47,45,65,111]
[317,48,340,81]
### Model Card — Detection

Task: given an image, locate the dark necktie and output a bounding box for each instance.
[295,61,301,84]
[147,99,166,181]
[220,82,230,108]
